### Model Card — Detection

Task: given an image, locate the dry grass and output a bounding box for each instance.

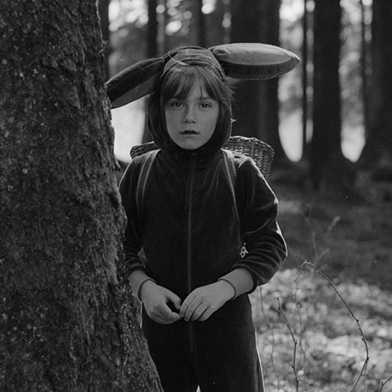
[252,182,392,392]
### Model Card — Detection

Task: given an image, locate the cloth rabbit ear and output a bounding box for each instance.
[209,43,300,80]
[107,43,300,108]
[107,57,164,108]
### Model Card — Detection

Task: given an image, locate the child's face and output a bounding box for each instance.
[164,79,219,150]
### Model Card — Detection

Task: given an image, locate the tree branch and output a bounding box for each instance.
[302,261,370,392]
[276,297,300,392]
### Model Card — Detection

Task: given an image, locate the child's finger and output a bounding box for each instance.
[155,314,179,324]
[149,309,170,324]
[186,300,202,321]
[155,315,170,324]
[179,293,195,316]
[183,296,202,321]
[164,310,182,324]
[164,289,182,310]
[191,303,209,321]
[158,304,182,324]
[198,306,216,322]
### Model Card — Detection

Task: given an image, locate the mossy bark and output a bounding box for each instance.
[0,1,162,391]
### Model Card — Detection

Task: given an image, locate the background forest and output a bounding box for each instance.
[104,0,392,391]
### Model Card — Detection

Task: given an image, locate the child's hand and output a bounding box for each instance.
[180,281,235,322]
[140,281,183,325]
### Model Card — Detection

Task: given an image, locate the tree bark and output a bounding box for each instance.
[197,0,207,46]
[310,0,354,191]
[205,0,226,46]
[147,0,159,57]
[359,0,370,141]
[0,1,162,390]
[230,0,286,163]
[301,0,309,161]
[230,0,263,138]
[258,0,287,162]
[98,0,111,79]
[358,0,392,168]
[144,0,159,142]
[157,0,168,54]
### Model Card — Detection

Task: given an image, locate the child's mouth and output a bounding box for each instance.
[180,130,199,135]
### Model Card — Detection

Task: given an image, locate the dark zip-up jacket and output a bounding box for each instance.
[119,148,287,299]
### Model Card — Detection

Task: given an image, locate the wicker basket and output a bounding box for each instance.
[130,136,274,178]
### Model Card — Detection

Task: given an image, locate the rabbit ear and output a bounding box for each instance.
[106,43,300,109]
[106,57,164,109]
[210,43,300,80]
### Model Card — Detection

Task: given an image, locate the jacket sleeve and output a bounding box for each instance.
[118,160,147,280]
[232,157,287,289]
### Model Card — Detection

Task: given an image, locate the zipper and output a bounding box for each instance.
[186,156,196,356]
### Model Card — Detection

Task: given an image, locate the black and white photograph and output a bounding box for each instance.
[1,1,391,391]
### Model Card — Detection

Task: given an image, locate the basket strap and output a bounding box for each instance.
[222,150,239,224]
[136,150,159,217]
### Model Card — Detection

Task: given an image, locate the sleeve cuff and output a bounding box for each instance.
[137,278,156,301]
[230,264,266,293]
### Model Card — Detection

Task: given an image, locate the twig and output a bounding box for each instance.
[276,297,300,392]
[327,216,341,233]
[377,374,392,392]
[257,288,281,392]
[302,261,370,392]
[306,215,338,268]
[293,269,312,374]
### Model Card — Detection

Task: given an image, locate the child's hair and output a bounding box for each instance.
[147,62,233,149]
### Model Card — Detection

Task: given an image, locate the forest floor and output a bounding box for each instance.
[252,173,392,392]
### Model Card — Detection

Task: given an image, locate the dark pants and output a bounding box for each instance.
[142,295,264,392]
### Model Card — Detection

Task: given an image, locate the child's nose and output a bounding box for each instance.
[184,104,196,122]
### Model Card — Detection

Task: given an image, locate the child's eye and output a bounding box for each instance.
[167,100,183,108]
[200,101,214,109]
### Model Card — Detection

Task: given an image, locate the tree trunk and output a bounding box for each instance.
[144,0,159,142]
[206,0,226,46]
[230,0,285,163]
[301,0,309,161]
[358,0,392,168]
[310,0,354,191]
[230,0,263,138]
[258,0,288,163]
[0,1,162,390]
[359,0,370,141]
[157,0,168,54]
[197,0,207,46]
[147,0,159,57]
[223,0,231,43]
[98,0,111,79]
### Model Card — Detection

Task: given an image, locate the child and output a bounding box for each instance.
[115,45,295,392]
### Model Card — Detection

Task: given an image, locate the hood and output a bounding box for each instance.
[147,47,232,161]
